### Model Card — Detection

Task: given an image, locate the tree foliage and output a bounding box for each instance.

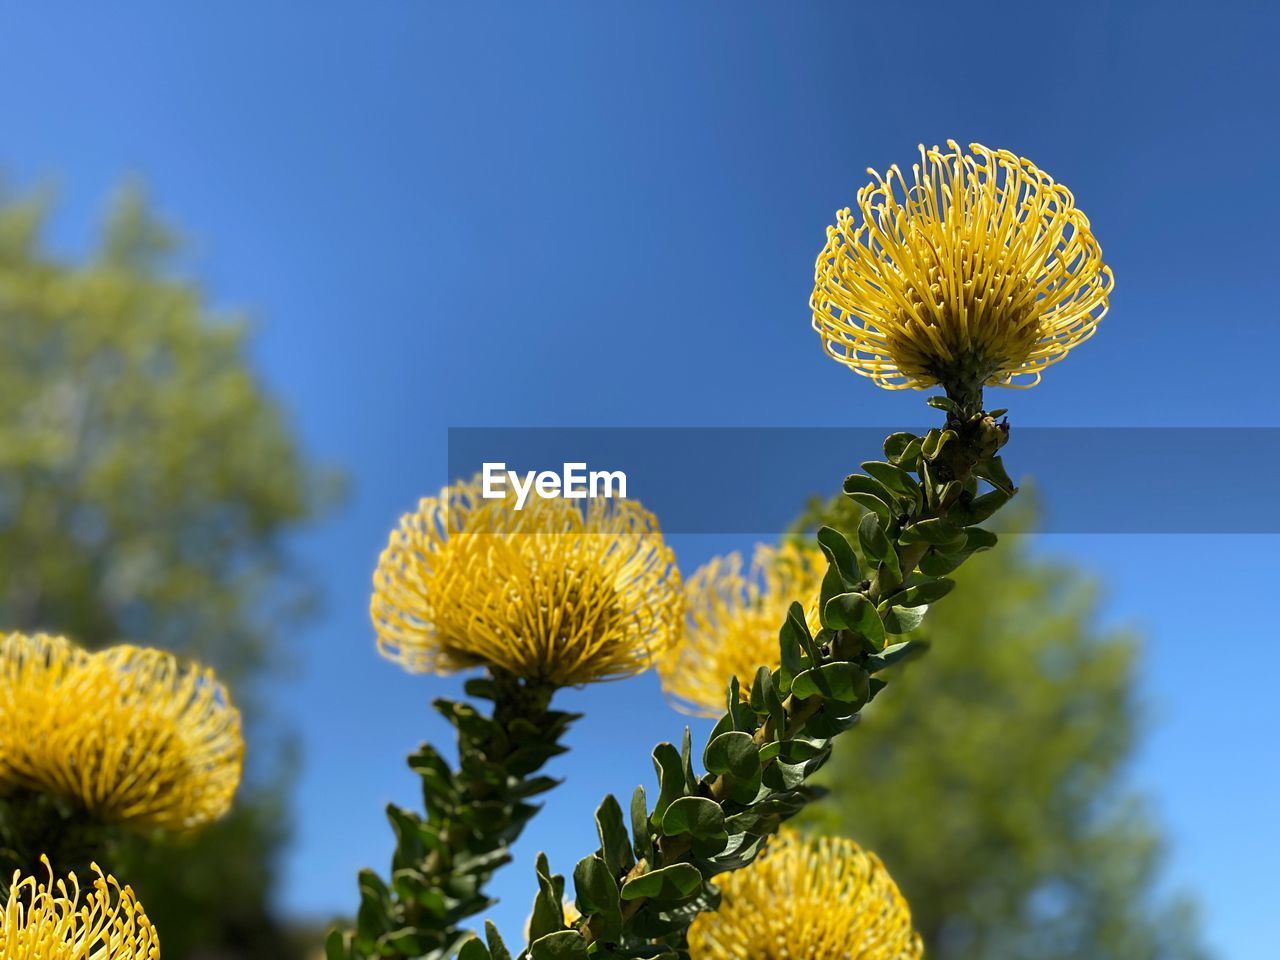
[0,187,336,960]
[795,495,1208,960]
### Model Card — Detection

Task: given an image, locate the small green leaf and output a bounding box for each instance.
[900,517,964,547]
[790,662,870,705]
[680,726,699,789]
[822,591,885,649]
[920,428,957,459]
[528,853,566,941]
[704,731,761,780]
[818,561,847,630]
[355,869,391,940]
[573,855,622,942]
[884,431,922,466]
[857,512,890,561]
[816,525,861,585]
[620,863,703,902]
[843,474,897,512]
[882,604,929,634]
[793,609,824,667]
[765,671,786,734]
[485,921,513,960]
[650,743,686,827]
[885,577,955,608]
[918,549,965,577]
[723,792,809,834]
[529,931,589,960]
[510,775,561,800]
[965,527,998,552]
[780,737,829,762]
[462,677,499,701]
[926,395,960,414]
[950,488,1011,526]
[630,786,653,861]
[324,929,352,960]
[778,612,803,697]
[595,794,634,879]
[862,460,920,503]
[761,740,839,789]
[935,480,963,510]
[777,600,821,672]
[458,937,492,960]
[918,527,998,576]
[661,797,728,854]
[845,491,891,525]
[975,455,1016,495]
[865,640,928,673]
[748,665,773,715]
[724,677,743,730]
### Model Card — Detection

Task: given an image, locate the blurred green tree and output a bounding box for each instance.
[794,496,1209,960]
[0,187,338,960]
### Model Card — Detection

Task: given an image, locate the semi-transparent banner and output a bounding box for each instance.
[446,427,1277,534]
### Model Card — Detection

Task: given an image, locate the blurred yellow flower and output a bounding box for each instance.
[812,140,1113,392]
[688,829,922,960]
[0,633,244,832]
[658,542,823,717]
[1,858,159,960]
[371,478,682,687]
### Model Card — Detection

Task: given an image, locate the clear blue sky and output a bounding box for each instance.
[3,2,1278,955]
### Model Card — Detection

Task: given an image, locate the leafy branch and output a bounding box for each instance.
[471,398,1019,959]
[327,671,580,960]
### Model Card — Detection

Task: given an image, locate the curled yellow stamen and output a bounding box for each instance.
[371,478,682,687]
[687,829,923,960]
[0,633,244,832]
[812,140,1113,391]
[1,857,160,960]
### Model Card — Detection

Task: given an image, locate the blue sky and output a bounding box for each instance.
[3,1,1279,954]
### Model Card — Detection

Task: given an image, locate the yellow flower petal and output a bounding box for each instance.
[812,140,1113,392]
[1,858,160,960]
[659,542,824,717]
[688,830,922,960]
[371,478,683,687]
[0,634,244,833]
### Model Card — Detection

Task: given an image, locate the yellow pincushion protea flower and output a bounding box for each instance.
[0,633,244,832]
[688,830,922,960]
[658,542,824,717]
[812,140,1113,392]
[1,859,159,960]
[371,478,682,687]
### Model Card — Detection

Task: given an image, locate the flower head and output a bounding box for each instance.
[371,478,682,687]
[687,830,922,960]
[1,858,159,960]
[0,633,244,832]
[658,542,824,717]
[812,140,1113,393]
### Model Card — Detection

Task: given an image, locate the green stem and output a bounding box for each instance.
[329,670,578,960]
[566,399,1015,954]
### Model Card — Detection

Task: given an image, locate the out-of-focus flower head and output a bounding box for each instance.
[812,140,1113,394]
[0,633,244,832]
[0,857,160,960]
[658,542,824,717]
[687,829,923,960]
[371,478,683,687]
